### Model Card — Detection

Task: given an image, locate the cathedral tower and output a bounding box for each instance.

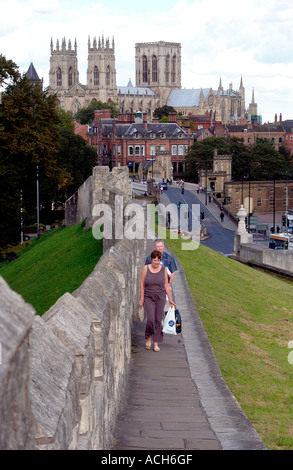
[135,41,181,106]
[49,38,79,91]
[86,35,117,103]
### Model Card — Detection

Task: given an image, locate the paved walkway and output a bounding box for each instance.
[111,234,267,451]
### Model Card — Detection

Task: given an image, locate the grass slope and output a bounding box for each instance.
[0,222,103,316]
[166,236,293,450]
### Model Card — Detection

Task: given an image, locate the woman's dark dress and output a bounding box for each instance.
[144,265,166,343]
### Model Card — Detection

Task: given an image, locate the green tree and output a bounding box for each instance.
[249,141,287,181]
[185,137,230,182]
[153,105,177,120]
[0,70,66,247]
[0,54,20,87]
[75,100,119,124]
[54,130,97,200]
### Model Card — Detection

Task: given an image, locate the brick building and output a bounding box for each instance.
[224,180,293,216]
[86,110,193,179]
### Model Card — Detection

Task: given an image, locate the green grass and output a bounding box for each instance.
[1,217,293,449]
[0,222,103,315]
[165,234,293,450]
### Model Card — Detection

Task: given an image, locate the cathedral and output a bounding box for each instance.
[48,36,257,123]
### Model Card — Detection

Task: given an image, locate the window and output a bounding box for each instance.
[172,145,177,155]
[117,145,121,156]
[68,67,73,87]
[269,196,274,207]
[172,55,176,83]
[106,65,110,86]
[152,55,157,82]
[94,66,99,86]
[57,67,62,86]
[160,145,166,151]
[257,197,262,207]
[160,132,166,139]
[142,56,148,82]
[178,145,184,155]
[128,145,134,156]
[150,145,156,156]
[135,146,140,156]
[141,145,145,156]
[165,55,170,83]
[235,199,240,209]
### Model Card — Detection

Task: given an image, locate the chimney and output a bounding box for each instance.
[94,109,111,125]
[184,117,191,134]
[280,113,282,122]
[143,112,148,130]
[275,113,277,124]
[168,113,177,123]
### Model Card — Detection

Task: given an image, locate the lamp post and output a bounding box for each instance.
[20,189,23,245]
[36,165,40,239]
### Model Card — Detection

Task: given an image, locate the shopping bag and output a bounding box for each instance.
[162,306,177,335]
[174,308,182,334]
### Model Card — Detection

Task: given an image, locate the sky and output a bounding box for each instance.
[1,0,293,124]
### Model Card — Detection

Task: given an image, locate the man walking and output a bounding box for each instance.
[145,239,177,284]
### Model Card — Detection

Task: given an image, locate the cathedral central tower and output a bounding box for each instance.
[135,41,181,106]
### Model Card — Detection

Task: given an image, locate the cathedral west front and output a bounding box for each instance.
[49,36,257,124]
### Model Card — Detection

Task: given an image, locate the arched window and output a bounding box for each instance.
[68,67,73,87]
[142,56,148,82]
[106,65,110,86]
[57,67,62,87]
[94,66,99,86]
[172,55,176,83]
[165,55,170,83]
[152,55,157,82]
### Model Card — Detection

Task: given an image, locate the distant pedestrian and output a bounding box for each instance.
[220,212,224,223]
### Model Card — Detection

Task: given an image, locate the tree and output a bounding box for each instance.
[249,141,287,181]
[0,69,67,247]
[185,137,230,182]
[153,105,177,120]
[0,54,20,88]
[75,100,119,124]
[54,130,97,200]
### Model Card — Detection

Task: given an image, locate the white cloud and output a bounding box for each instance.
[1,0,293,123]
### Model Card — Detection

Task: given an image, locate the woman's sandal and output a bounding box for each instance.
[145,338,152,350]
[153,345,160,352]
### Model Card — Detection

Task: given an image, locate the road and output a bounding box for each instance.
[160,186,235,256]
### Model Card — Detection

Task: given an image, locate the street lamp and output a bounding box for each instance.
[36,165,40,238]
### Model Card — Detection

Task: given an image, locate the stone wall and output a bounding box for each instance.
[233,240,293,277]
[0,237,146,450]
[0,165,147,449]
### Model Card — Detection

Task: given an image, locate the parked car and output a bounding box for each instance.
[160,182,168,190]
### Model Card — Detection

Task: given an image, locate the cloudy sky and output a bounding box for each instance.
[1,0,293,123]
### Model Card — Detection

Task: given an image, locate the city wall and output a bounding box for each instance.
[0,166,146,449]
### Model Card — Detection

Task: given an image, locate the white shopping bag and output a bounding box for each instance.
[162,306,177,335]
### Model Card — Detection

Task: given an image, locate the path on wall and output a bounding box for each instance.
[111,237,267,451]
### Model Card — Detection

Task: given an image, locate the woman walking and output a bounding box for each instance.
[139,250,175,352]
